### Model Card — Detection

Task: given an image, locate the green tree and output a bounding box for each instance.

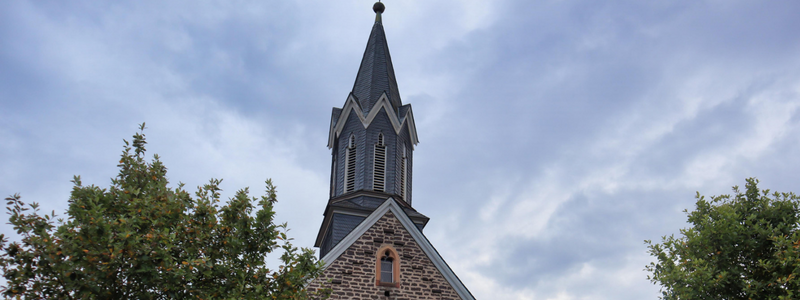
[646,178,800,300]
[0,125,328,299]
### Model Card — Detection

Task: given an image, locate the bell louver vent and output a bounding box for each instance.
[399,147,407,200]
[346,135,357,193]
[373,134,386,191]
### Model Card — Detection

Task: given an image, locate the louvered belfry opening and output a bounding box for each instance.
[399,147,407,200]
[346,135,357,193]
[374,134,386,191]
[330,156,337,197]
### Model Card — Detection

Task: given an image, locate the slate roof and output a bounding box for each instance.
[331,195,428,220]
[397,104,411,123]
[350,12,403,115]
[315,192,430,252]
[330,107,342,126]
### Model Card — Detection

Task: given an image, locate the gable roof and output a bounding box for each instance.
[320,198,475,300]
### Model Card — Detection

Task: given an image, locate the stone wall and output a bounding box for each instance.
[308,211,462,299]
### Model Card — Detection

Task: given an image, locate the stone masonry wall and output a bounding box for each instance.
[308,212,462,300]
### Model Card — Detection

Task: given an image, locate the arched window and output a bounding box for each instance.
[373,133,386,191]
[380,252,393,283]
[375,246,400,287]
[345,135,357,193]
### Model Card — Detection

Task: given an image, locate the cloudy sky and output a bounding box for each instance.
[2,0,800,299]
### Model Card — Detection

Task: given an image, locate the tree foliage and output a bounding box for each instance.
[0,125,328,299]
[646,178,800,300]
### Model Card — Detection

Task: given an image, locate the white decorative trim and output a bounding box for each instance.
[403,108,419,149]
[319,198,475,300]
[327,93,419,149]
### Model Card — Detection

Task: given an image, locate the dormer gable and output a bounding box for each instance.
[328,92,419,149]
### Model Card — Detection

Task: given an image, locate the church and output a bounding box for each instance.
[306,3,475,300]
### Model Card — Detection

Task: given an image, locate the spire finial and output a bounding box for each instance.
[373,1,385,14]
[373,1,385,22]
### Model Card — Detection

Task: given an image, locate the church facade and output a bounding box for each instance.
[306,3,474,300]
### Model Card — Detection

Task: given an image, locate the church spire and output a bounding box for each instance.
[350,1,402,114]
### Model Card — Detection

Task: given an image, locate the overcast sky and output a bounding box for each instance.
[2,1,800,299]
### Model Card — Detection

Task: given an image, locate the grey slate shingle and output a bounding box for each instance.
[350,18,403,116]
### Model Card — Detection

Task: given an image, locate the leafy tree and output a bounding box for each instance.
[0,125,329,299]
[646,178,800,300]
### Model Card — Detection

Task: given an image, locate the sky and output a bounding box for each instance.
[2,0,800,299]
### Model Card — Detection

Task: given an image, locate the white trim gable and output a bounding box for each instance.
[319,198,475,300]
[327,93,419,149]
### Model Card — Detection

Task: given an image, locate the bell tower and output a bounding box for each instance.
[315,1,427,258]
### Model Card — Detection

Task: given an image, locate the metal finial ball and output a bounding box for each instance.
[373,2,385,13]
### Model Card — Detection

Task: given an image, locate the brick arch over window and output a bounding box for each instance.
[375,245,400,287]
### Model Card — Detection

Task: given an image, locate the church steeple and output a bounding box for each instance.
[317,2,426,258]
[307,6,474,298]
